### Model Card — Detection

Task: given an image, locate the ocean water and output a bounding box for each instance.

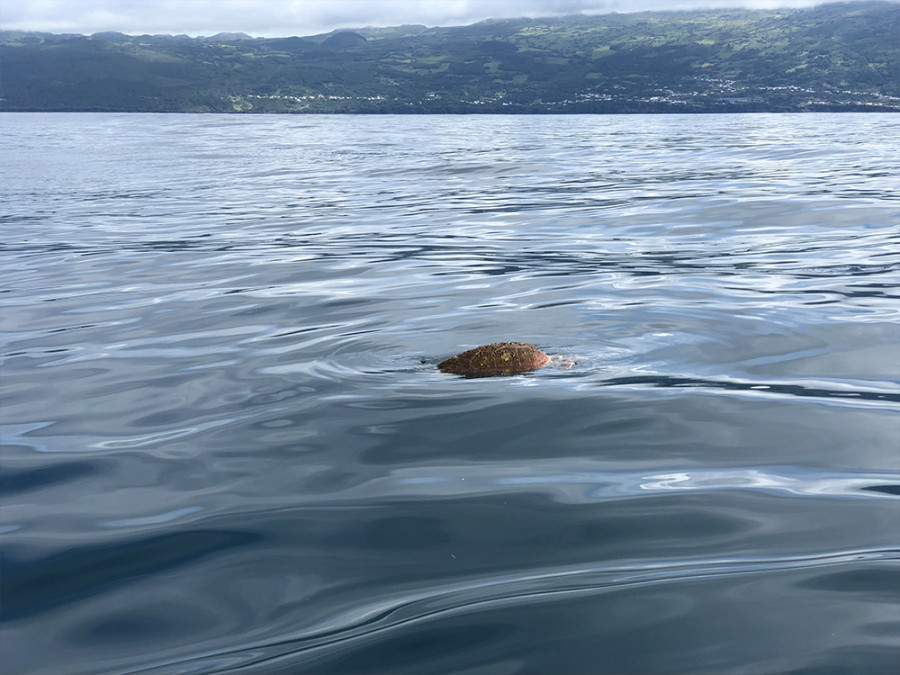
[1,113,898,674]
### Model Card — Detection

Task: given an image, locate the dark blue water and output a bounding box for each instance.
[1,113,898,674]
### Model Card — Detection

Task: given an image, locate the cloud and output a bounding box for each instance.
[0,0,887,37]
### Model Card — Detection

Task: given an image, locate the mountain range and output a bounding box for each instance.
[1,1,898,113]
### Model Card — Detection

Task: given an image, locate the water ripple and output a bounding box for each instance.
[122,548,900,675]
[2,113,898,675]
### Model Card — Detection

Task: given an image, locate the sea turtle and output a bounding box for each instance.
[438,341,574,376]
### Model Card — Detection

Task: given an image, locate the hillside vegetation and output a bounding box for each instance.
[1,1,898,112]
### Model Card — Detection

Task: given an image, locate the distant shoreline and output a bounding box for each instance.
[3,108,898,114]
[3,2,897,114]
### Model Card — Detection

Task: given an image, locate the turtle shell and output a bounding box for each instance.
[438,342,550,375]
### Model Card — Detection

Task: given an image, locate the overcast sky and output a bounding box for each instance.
[1,0,889,37]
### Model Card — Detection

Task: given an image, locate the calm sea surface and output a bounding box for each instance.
[1,113,898,674]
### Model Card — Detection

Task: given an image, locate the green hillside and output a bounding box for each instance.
[1,1,898,112]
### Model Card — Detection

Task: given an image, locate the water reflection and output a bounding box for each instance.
[1,113,898,675]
